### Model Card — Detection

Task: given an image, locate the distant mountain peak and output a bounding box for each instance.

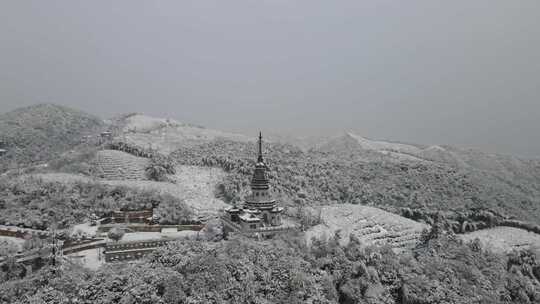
[0,103,104,168]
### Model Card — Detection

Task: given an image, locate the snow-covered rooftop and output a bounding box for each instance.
[239,213,261,222]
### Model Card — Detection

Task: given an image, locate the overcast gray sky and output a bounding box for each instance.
[1,1,539,157]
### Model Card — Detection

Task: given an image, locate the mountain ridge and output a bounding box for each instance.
[0,103,104,171]
[316,132,540,185]
[2,104,539,227]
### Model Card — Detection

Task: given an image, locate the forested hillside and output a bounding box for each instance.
[1,109,540,303]
[319,133,540,190]
[171,138,540,228]
[0,104,104,172]
[2,229,540,304]
[2,104,537,230]
[0,177,193,230]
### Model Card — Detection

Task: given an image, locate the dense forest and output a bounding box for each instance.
[0,104,104,172]
[0,177,193,230]
[2,225,540,304]
[171,139,540,229]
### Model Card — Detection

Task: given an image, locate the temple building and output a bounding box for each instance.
[222,133,286,237]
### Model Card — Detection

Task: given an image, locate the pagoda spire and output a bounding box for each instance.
[257,132,264,163]
[251,132,269,191]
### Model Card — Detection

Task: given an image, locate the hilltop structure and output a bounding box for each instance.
[222,133,287,237]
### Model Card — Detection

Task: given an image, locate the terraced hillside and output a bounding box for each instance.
[306,204,429,249]
[33,165,229,221]
[95,150,149,180]
[0,104,104,172]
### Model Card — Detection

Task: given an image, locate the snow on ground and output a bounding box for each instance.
[460,227,540,253]
[119,230,199,242]
[344,132,475,167]
[102,166,230,219]
[120,115,250,155]
[122,114,183,133]
[347,132,425,156]
[382,151,428,163]
[29,166,230,219]
[306,204,428,249]
[344,132,461,164]
[72,223,98,238]
[0,236,25,251]
[66,248,104,270]
[64,230,199,270]
[96,150,149,180]
[28,173,91,183]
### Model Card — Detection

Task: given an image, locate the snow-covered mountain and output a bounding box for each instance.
[317,132,540,187]
[0,104,104,170]
[113,114,251,154]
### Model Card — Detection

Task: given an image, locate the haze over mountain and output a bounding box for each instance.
[1,1,540,158]
[2,1,540,301]
[2,104,538,182]
[318,132,540,182]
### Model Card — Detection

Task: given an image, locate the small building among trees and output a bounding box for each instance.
[99,209,155,225]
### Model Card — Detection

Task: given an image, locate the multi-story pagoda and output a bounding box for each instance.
[223,133,285,236]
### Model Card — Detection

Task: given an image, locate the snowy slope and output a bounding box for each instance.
[122,114,183,133]
[96,150,150,180]
[117,114,251,155]
[306,204,428,249]
[461,227,540,253]
[318,132,540,183]
[30,165,229,221]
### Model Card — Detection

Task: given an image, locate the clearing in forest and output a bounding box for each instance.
[95,150,150,180]
[119,114,250,155]
[460,226,540,253]
[306,204,429,249]
[29,165,229,220]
